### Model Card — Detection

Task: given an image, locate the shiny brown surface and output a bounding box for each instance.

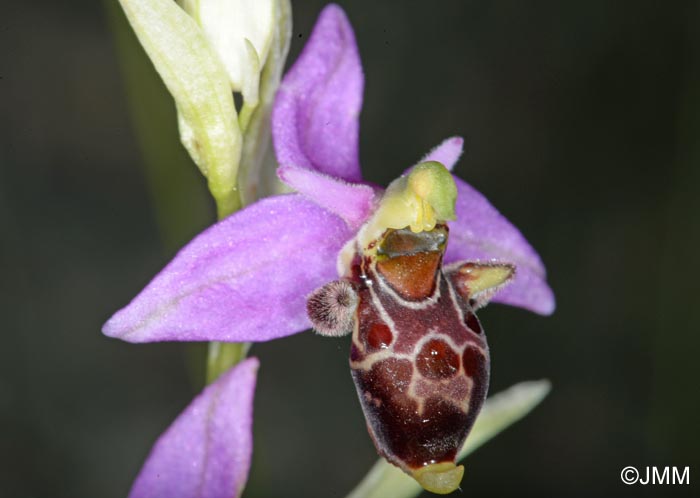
[367,323,393,349]
[416,339,461,379]
[353,360,470,469]
[376,252,441,300]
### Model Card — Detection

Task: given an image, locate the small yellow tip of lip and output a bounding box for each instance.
[412,462,464,494]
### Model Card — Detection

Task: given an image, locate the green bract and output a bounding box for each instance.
[118,0,243,217]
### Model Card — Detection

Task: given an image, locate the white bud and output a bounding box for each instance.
[186,0,276,107]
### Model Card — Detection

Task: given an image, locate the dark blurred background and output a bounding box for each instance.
[2,1,699,497]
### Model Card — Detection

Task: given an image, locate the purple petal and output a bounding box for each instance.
[272,4,363,182]
[129,358,258,498]
[103,195,352,342]
[417,136,464,171]
[277,165,377,229]
[445,176,555,315]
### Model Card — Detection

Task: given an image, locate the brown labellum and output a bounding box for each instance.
[307,224,514,494]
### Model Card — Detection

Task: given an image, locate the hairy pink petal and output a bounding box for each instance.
[277,165,377,229]
[445,176,555,315]
[129,358,259,498]
[103,195,353,342]
[417,136,464,171]
[272,4,363,181]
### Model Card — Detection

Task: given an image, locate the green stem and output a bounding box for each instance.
[206,341,251,384]
[206,191,249,383]
[238,101,257,134]
[203,0,292,382]
[212,187,242,220]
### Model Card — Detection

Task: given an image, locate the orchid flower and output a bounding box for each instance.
[105,4,554,497]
